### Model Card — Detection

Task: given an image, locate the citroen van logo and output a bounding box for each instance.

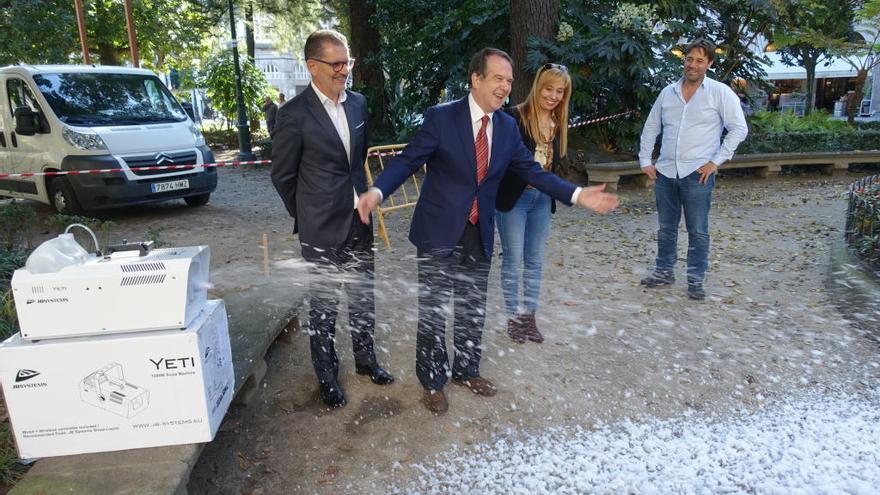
[155,153,174,166]
[16,369,40,382]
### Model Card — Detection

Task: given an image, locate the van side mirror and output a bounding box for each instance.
[181,102,195,121]
[14,107,39,136]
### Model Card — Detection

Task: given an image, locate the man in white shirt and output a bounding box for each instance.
[638,38,748,300]
[270,29,393,409]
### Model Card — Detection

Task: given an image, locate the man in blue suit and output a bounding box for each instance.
[358,48,618,414]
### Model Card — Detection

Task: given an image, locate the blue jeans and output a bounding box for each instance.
[654,171,714,284]
[496,188,552,316]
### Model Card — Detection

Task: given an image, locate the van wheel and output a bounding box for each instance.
[49,177,84,215]
[184,193,210,207]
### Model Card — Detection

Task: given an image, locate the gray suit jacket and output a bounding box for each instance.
[270,85,369,261]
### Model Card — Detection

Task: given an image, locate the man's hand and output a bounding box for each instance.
[697,161,718,184]
[642,165,657,180]
[357,190,381,224]
[576,184,619,214]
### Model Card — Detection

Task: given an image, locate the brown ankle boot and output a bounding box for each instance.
[507,317,526,343]
[521,314,544,343]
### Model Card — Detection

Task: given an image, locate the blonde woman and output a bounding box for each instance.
[495,63,572,344]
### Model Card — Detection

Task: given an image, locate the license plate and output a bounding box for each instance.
[151,179,189,193]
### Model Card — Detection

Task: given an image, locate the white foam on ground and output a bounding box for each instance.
[399,388,880,495]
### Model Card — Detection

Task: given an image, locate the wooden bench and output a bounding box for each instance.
[584,151,880,190]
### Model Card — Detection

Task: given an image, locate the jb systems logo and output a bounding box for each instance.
[12,369,47,389]
[15,369,39,382]
[25,298,69,305]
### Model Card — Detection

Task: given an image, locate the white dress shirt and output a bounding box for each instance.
[311,82,359,208]
[639,76,748,179]
[468,93,494,164]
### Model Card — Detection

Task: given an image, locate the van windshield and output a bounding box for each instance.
[33,73,188,126]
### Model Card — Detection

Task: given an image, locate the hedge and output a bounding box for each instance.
[738,130,880,154]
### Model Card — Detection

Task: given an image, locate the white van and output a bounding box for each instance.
[0,64,217,214]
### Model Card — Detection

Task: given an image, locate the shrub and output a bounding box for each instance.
[0,201,36,251]
[45,215,116,252]
[848,178,880,270]
[750,110,854,133]
[738,130,880,154]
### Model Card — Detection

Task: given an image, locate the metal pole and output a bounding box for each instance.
[124,0,140,67]
[227,0,255,160]
[74,0,91,64]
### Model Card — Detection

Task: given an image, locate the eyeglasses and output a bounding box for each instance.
[542,63,568,73]
[309,58,356,72]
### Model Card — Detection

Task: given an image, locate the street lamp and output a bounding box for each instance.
[227,0,255,161]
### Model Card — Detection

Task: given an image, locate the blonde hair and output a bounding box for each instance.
[516,65,572,157]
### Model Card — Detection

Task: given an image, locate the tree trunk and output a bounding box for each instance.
[97,43,120,65]
[349,0,388,140]
[509,0,559,104]
[245,0,255,62]
[804,58,816,116]
[848,68,868,124]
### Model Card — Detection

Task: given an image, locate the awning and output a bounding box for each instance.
[760,52,861,80]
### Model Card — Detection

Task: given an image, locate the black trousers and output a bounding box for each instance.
[416,223,491,390]
[307,211,376,385]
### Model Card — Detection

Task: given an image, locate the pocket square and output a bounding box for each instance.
[355,121,365,129]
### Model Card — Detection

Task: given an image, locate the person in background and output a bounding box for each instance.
[263,96,278,134]
[639,38,748,300]
[278,92,286,107]
[738,93,754,117]
[495,63,572,344]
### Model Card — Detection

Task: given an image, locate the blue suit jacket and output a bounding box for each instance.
[373,97,577,257]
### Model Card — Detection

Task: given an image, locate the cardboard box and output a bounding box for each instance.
[0,299,234,459]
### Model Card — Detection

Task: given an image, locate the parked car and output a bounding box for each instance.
[0,64,217,214]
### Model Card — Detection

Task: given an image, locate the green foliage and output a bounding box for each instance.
[738,130,880,154]
[526,1,682,154]
[202,50,274,125]
[254,137,272,159]
[0,202,36,251]
[145,226,167,248]
[0,250,28,291]
[848,178,880,269]
[750,110,855,133]
[201,125,268,148]
[373,0,509,139]
[0,420,25,486]
[44,214,116,251]
[0,0,78,65]
[0,0,221,68]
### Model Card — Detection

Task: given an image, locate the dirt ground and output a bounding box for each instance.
[24,163,877,494]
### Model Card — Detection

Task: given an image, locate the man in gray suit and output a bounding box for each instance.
[271,29,393,409]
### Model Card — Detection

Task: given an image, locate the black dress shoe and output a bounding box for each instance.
[641,270,675,288]
[356,364,395,385]
[687,282,706,300]
[319,380,347,408]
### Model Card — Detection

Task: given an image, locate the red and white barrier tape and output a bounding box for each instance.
[0,160,271,179]
[568,110,635,129]
[0,111,636,178]
[362,110,635,160]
